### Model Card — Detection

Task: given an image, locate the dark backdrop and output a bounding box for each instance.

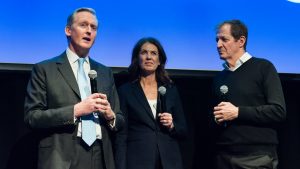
[1,63,300,169]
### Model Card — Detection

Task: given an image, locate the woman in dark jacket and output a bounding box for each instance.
[114,37,187,169]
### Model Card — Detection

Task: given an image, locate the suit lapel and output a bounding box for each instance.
[56,53,81,98]
[132,81,156,121]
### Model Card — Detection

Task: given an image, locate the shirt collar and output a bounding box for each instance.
[66,47,90,64]
[223,52,252,71]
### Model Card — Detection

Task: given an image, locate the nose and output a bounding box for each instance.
[86,26,92,34]
[217,40,222,48]
[84,25,95,35]
[145,52,152,59]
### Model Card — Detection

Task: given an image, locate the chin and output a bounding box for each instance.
[219,54,228,60]
[144,68,155,72]
[142,68,156,74]
[82,43,93,48]
[80,41,94,47]
[79,45,92,51]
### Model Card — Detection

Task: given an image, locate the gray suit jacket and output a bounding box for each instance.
[24,52,124,169]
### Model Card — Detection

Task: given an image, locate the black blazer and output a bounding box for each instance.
[24,52,124,169]
[114,81,187,169]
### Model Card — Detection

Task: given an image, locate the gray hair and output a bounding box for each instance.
[66,7,97,27]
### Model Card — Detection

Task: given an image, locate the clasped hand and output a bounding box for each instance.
[213,102,238,123]
[74,93,115,120]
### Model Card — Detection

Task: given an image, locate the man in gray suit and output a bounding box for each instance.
[24,7,124,169]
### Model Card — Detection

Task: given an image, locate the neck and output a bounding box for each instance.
[140,73,157,87]
[69,44,89,58]
[226,51,245,68]
[140,73,158,100]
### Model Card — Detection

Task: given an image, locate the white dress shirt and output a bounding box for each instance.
[223,52,252,71]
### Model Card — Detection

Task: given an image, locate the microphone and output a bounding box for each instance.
[158,86,167,113]
[88,70,98,93]
[220,85,228,101]
[158,86,168,130]
[219,85,228,127]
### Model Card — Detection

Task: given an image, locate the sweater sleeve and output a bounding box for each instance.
[238,61,286,125]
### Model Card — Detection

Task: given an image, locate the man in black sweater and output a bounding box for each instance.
[211,19,286,169]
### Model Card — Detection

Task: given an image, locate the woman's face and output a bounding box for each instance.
[139,42,160,75]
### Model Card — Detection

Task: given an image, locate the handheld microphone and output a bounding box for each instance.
[158,86,168,130]
[219,85,228,127]
[158,86,167,113]
[88,70,100,117]
[88,70,98,93]
[220,85,228,101]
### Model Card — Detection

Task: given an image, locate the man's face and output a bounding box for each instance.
[216,24,243,61]
[65,11,98,55]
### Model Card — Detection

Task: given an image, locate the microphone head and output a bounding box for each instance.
[88,70,97,79]
[220,85,228,95]
[158,86,167,96]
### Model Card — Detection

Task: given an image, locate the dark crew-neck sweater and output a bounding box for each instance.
[211,57,286,153]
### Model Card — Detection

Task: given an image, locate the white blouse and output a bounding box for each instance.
[147,99,157,118]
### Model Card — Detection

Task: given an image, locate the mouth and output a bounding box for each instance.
[145,62,154,65]
[218,50,224,54]
[82,37,91,42]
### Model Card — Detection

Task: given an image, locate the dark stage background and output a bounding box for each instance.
[1,63,300,169]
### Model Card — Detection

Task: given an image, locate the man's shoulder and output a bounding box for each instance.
[250,57,273,66]
[35,52,66,66]
[214,69,229,78]
[89,58,111,71]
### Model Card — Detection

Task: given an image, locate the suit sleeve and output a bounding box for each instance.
[24,64,75,129]
[169,86,188,139]
[107,69,125,131]
[114,85,128,169]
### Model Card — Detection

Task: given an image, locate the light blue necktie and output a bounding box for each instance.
[77,58,96,146]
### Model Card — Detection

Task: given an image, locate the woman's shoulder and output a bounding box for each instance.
[163,83,179,94]
[119,82,131,90]
[118,81,139,92]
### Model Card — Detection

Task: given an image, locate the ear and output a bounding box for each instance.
[239,36,246,48]
[65,26,71,37]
